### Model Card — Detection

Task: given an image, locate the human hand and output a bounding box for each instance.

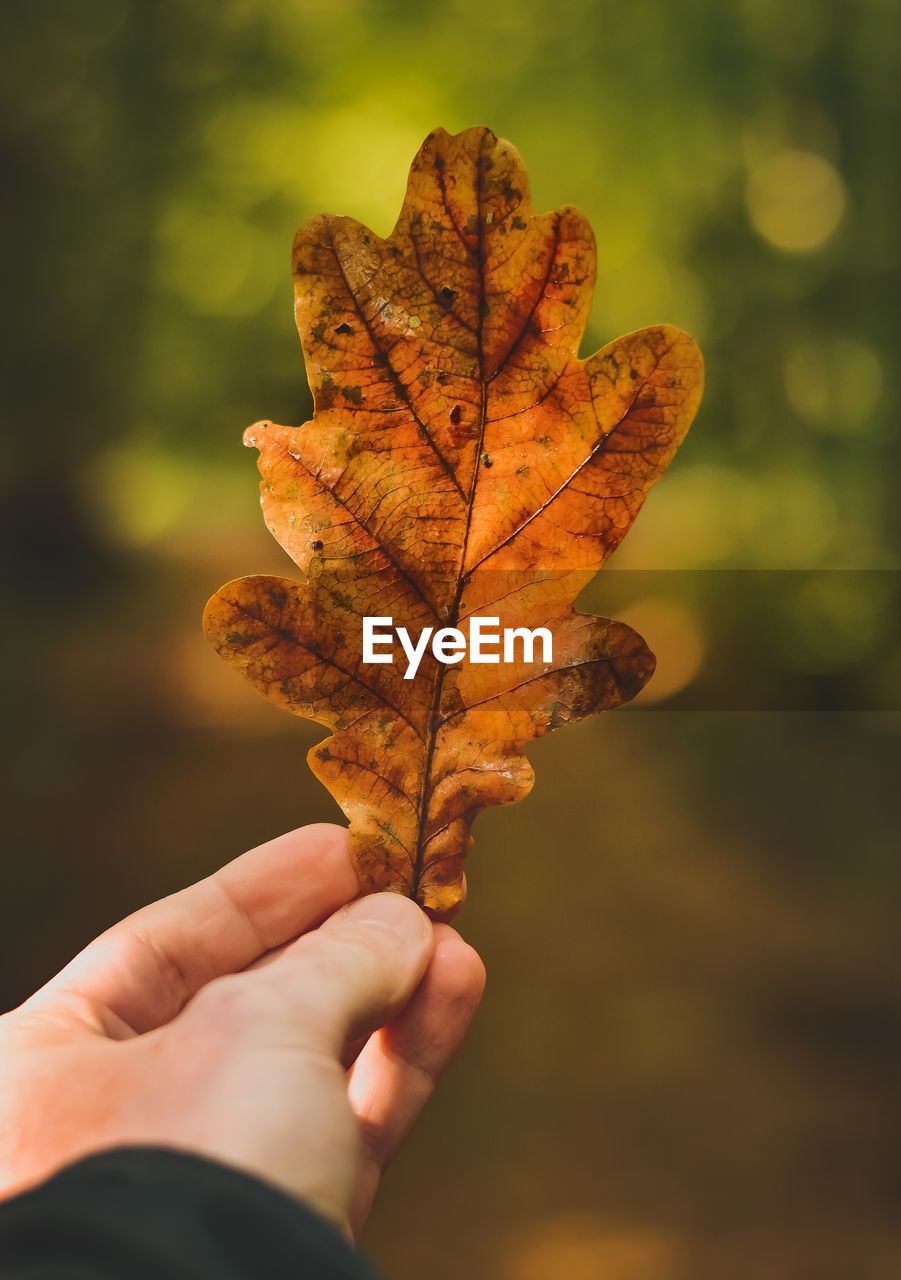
[0,824,485,1237]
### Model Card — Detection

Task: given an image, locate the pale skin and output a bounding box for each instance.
[0,823,485,1238]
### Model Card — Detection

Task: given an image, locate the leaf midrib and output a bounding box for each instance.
[409,129,492,901]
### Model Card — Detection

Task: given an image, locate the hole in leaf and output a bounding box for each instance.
[335,322,352,335]
[449,405,462,425]
[440,286,456,305]
[311,539,324,551]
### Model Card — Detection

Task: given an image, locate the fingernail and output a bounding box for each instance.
[339,892,429,941]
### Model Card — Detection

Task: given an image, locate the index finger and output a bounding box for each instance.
[29,823,357,1035]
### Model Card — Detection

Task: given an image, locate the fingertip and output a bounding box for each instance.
[243,892,435,1053]
[336,892,432,950]
[290,893,433,1048]
[237,823,358,927]
[295,821,350,844]
[298,823,358,909]
[283,822,353,877]
[428,924,487,1006]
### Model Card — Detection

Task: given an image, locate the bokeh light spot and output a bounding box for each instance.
[782,573,890,672]
[86,442,192,548]
[505,1213,682,1280]
[612,465,745,568]
[596,257,710,344]
[746,148,846,251]
[616,597,706,704]
[737,469,837,566]
[784,336,883,433]
[158,204,281,316]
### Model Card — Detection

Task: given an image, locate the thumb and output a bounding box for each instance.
[220,893,434,1056]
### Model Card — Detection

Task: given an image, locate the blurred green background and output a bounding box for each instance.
[1,1,899,1276]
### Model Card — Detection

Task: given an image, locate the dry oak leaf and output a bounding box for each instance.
[204,125,703,913]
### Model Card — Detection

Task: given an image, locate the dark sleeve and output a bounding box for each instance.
[0,1147,382,1279]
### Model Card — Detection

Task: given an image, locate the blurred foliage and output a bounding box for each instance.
[1,1,899,1276]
